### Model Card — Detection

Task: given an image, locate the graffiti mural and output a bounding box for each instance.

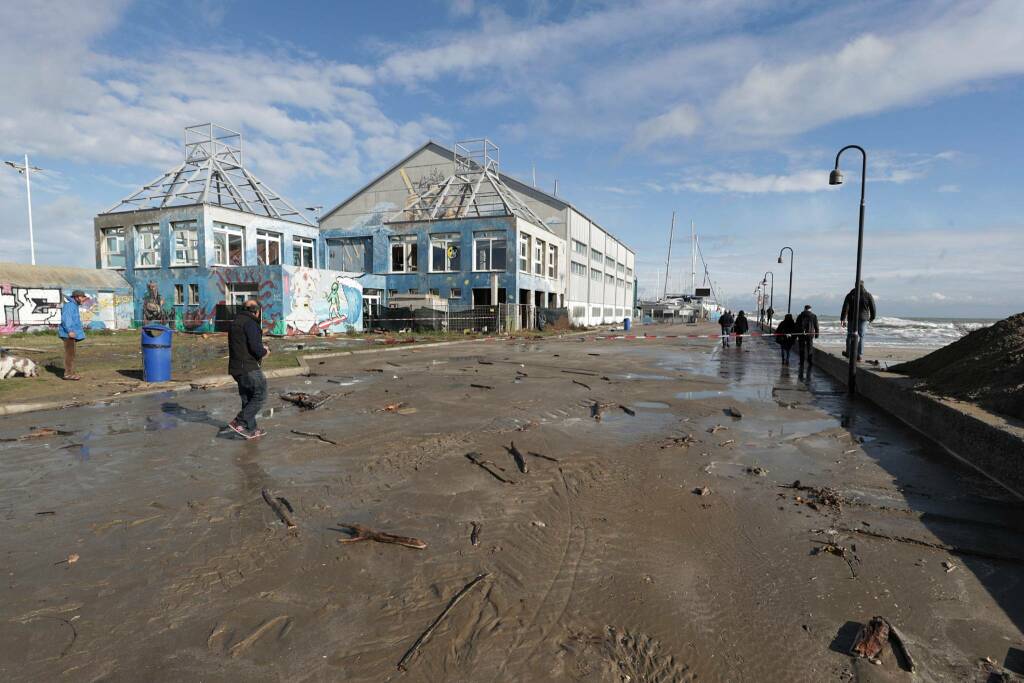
[283,267,362,335]
[142,281,170,323]
[1,284,133,334]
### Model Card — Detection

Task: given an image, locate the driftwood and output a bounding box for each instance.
[261,488,297,529]
[508,441,528,474]
[572,379,591,390]
[279,391,335,410]
[836,526,1024,565]
[289,429,337,445]
[527,450,559,463]
[619,404,636,416]
[465,452,514,484]
[470,383,494,390]
[561,369,598,377]
[888,622,916,672]
[811,540,858,578]
[470,522,481,546]
[851,616,889,660]
[397,573,490,671]
[336,523,427,550]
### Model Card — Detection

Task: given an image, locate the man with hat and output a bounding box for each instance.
[795,304,820,370]
[57,290,90,380]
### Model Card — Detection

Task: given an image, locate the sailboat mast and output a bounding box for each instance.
[663,211,675,299]
[690,220,696,295]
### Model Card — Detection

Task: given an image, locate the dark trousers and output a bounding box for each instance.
[780,340,794,364]
[233,369,267,430]
[736,334,743,348]
[798,337,814,366]
[720,326,730,347]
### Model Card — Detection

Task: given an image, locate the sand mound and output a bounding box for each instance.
[889,312,1024,420]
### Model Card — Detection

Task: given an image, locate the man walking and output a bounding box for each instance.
[57,289,89,380]
[840,280,876,362]
[774,313,798,365]
[795,304,819,369]
[227,299,269,439]
[718,309,734,347]
[766,306,775,330]
[733,310,749,348]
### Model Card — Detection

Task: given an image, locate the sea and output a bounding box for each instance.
[815,316,994,349]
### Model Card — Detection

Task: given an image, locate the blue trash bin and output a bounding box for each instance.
[141,324,173,382]
[623,317,632,331]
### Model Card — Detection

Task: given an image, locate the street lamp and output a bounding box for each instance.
[3,154,43,265]
[761,271,774,324]
[778,246,794,314]
[830,144,867,396]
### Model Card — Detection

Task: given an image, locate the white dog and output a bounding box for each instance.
[0,350,39,379]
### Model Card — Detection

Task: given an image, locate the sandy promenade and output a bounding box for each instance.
[1,323,1021,681]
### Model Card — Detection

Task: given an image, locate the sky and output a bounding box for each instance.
[1,0,1022,318]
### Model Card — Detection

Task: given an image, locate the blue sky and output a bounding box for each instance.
[2,0,1022,317]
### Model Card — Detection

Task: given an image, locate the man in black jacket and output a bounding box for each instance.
[718,310,734,347]
[227,299,269,439]
[733,310,749,348]
[840,280,876,362]
[795,304,819,369]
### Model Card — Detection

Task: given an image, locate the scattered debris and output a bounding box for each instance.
[532,520,546,528]
[35,510,56,516]
[508,441,529,474]
[693,486,711,496]
[836,526,1024,564]
[4,427,75,442]
[708,424,727,434]
[386,361,402,367]
[326,377,355,384]
[562,369,598,377]
[470,522,481,547]
[527,450,559,463]
[745,465,767,476]
[375,401,407,413]
[851,616,889,662]
[261,488,297,529]
[887,621,917,673]
[942,560,957,573]
[718,439,736,447]
[470,383,494,390]
[591,401,606,421]
[365,368,385,373]
[572,379,592,390]
[465,452,514,484]
[337,523,427,550]
[228,615,291,658]
[477,360,493,365]
[397,573,489,671]
[279,391,336,410]
[784,482,845,512]
[619,404,636,416]
[54,553,80,566]
[189,382,220,391]
[516,420,539,432]
[812,541,858,578]
[661,433,697,450]
[726,406,743,419]
[290,429,338,445]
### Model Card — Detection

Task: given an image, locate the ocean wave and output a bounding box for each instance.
[818,316,990,348]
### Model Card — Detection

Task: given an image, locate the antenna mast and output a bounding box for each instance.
[663,211,676,299]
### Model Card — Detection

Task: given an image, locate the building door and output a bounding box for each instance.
[228,284,259,305]
[472,288,491,306]
[96,292,116,329]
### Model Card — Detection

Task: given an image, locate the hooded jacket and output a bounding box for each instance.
[228,310,267,376]
[840,286,876,325]
[795,309,819,339]
[733,313,749,334]
[774,315,798,346]
[57,298,86,341]
[719,312,734,328]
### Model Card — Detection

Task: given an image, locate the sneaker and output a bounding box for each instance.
[244,428,267,440]
[227,420,247,437]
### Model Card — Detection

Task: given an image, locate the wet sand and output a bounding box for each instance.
[1,323,1022,681]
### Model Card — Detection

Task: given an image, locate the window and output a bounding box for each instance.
[101,228,126,268]
[473,230,506,271]
[572,239,587,256]
[591,248,602,264]
[428,288,440,296]
[572,306,585,318]
[605,256,616,271]
[519,234,531,272]
[450,288,462,299]
[390,235,418,272]
[570,261,587,276]
[174,284,184,305]
[591,268,602,283]
[293,236,315,267]
[135,224,160,267]
[387,289,398,297]
[172,221,198,266]
[213,223,244,266]
[592,306,601,316]
[534,238,545,275]
[606,273,615,286]
[408,288,419,294]
[188,283,200,305]
[626,267,633,279]
[547,244,557,278]
[430,233,461,272]
[329,237,372,272]
[256,230,281,265]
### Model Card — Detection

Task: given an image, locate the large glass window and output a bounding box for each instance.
[213,223,244,266]
[605,256,616,271]
[570,261,587,276]
[591,248,602,264]
[591,268,602,283]
[473,230,506,271]
[135,224,160,267]
[101,227,126,268]
[172,221,198,266]
[328,237,372,272]
[256,230,281,265]
[390,235,418,272]
[430,233,461,272]
[519,234,531,272]
[293,236,315,267]
[572,239,587,257]
[534,238,545,275]
[547,244,558,278]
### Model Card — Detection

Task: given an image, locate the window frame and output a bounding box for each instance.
[101,227,126,269]
[390,234,418,273]
[173,284,185,306]
[171,221,199,266]
[547,243,557,279]
[533,238,545,275]
[572,239,587,257]
[212,222,245,266]
[188,283,200,305]
[429,232,461,273]
[292,235,316,268]
[135,224,161,268]
[591,248,602,264]
[519,233,531,273]
[449,287,462,299]
[256,229,282,266]
[472,230,507,272]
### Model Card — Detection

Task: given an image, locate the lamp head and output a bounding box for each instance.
[829,168,844,185]
[777,256,783,264]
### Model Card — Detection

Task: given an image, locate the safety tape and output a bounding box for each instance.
[588,330,847,341]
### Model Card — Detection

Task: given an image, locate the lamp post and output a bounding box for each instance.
[777,247,794,314]
[3,154,42,265]
[829,144,867,396]
[761,271,774,327]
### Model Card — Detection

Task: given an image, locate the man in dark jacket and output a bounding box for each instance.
[733,310,749,348]
[840,280,876,362]
[795,304,819,369]
[766,306,775,329]
[227,299,269,438]
[718,310,734,347]
[774,313,798,365]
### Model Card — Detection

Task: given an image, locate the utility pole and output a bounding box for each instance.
[690,220,696,295]
[3,154,41,265]
[663,211,675,299]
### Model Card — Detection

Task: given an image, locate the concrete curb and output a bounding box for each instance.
[813,347,1024,499]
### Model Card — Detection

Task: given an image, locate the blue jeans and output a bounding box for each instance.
[846,320,868,358]
[233,369,267,430]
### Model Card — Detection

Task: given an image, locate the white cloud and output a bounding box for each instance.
[633,104,701,148]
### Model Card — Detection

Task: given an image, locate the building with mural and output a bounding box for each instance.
[0,262,133,334]
[319,139,635,326]
[92,124,377,335]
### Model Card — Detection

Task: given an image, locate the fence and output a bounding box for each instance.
[363,304,571,334]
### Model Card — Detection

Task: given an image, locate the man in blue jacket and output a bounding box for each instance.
[57,289,90,380]
[227,299,269,439]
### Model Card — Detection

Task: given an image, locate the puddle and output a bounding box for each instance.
[633,401,670,409]
[616,373,673,381]
[677,390,729,400]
